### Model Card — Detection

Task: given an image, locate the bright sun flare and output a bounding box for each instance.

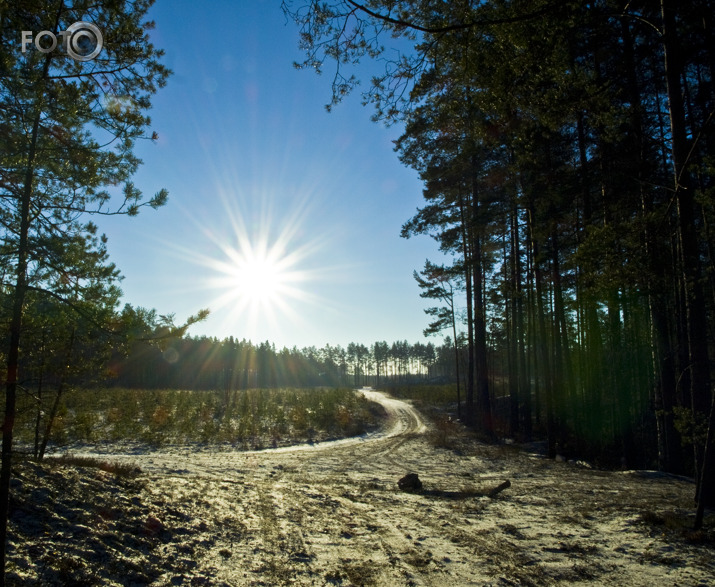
[210,238,304,320]
[229,249,287,304]
[167,181,336,341]
[198,224,326,338]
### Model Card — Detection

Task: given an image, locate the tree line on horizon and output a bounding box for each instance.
[283,0,715,525]
[110,335,458,390]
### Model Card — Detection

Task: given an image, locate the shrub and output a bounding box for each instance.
[14,387,386,450]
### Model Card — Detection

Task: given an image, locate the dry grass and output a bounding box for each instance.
[45,454,141,477]
[15,387,386,451]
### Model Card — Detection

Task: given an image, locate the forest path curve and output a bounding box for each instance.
[75,387,428,480]
[72,388,713,587]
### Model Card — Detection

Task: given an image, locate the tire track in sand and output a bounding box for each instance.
[78,388,428,479]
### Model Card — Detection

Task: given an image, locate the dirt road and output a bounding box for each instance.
[86,389,714,585]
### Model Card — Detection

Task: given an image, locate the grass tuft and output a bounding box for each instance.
[45,454,141,477]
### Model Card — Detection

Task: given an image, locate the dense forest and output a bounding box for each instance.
[281,0,715,523]
[111,336,454,390]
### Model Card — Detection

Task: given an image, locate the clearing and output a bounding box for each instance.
[8,389,715,586]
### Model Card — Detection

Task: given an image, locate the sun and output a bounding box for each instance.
[160,176,339,342]
[234,256,282,300]
[207,235,306,324]
[225,243,292,306]
[188,205,330,339]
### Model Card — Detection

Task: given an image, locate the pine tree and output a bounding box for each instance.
[0,1,171,578]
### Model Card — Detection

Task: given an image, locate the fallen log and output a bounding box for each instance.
[486,480,511,498]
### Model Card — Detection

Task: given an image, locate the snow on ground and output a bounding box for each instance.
[8,389,715,585]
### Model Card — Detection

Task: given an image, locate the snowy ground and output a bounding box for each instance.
[8,389,715,585]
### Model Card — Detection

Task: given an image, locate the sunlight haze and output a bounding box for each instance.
[95,0,441,348]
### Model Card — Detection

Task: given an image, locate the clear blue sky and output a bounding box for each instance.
[96,0,445,349]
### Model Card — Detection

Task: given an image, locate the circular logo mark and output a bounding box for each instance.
[65,21,103,61]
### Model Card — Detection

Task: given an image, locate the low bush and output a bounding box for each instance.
[15,387,385,451]
[45,454,141,477]
[385,384,460,406]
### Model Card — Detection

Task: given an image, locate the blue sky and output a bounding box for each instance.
[96,0,444,349]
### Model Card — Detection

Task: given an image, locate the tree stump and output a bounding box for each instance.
[398,473,422,492]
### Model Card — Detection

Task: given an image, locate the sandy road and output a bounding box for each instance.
[129,388,499,586]
[85,388,428,479]
[81,388,714,586]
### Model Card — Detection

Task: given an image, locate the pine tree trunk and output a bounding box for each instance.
[660,0,713,507]
[528,204,555,456]
[450,293,462,420]
[458,194,476,426]
[0,109,42,586]
[38,329,76,460]
[508,208,520,437]
[474,231,493,437]
[526,214,541,429]
[515,206,531,440]
[551,231,574,453]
